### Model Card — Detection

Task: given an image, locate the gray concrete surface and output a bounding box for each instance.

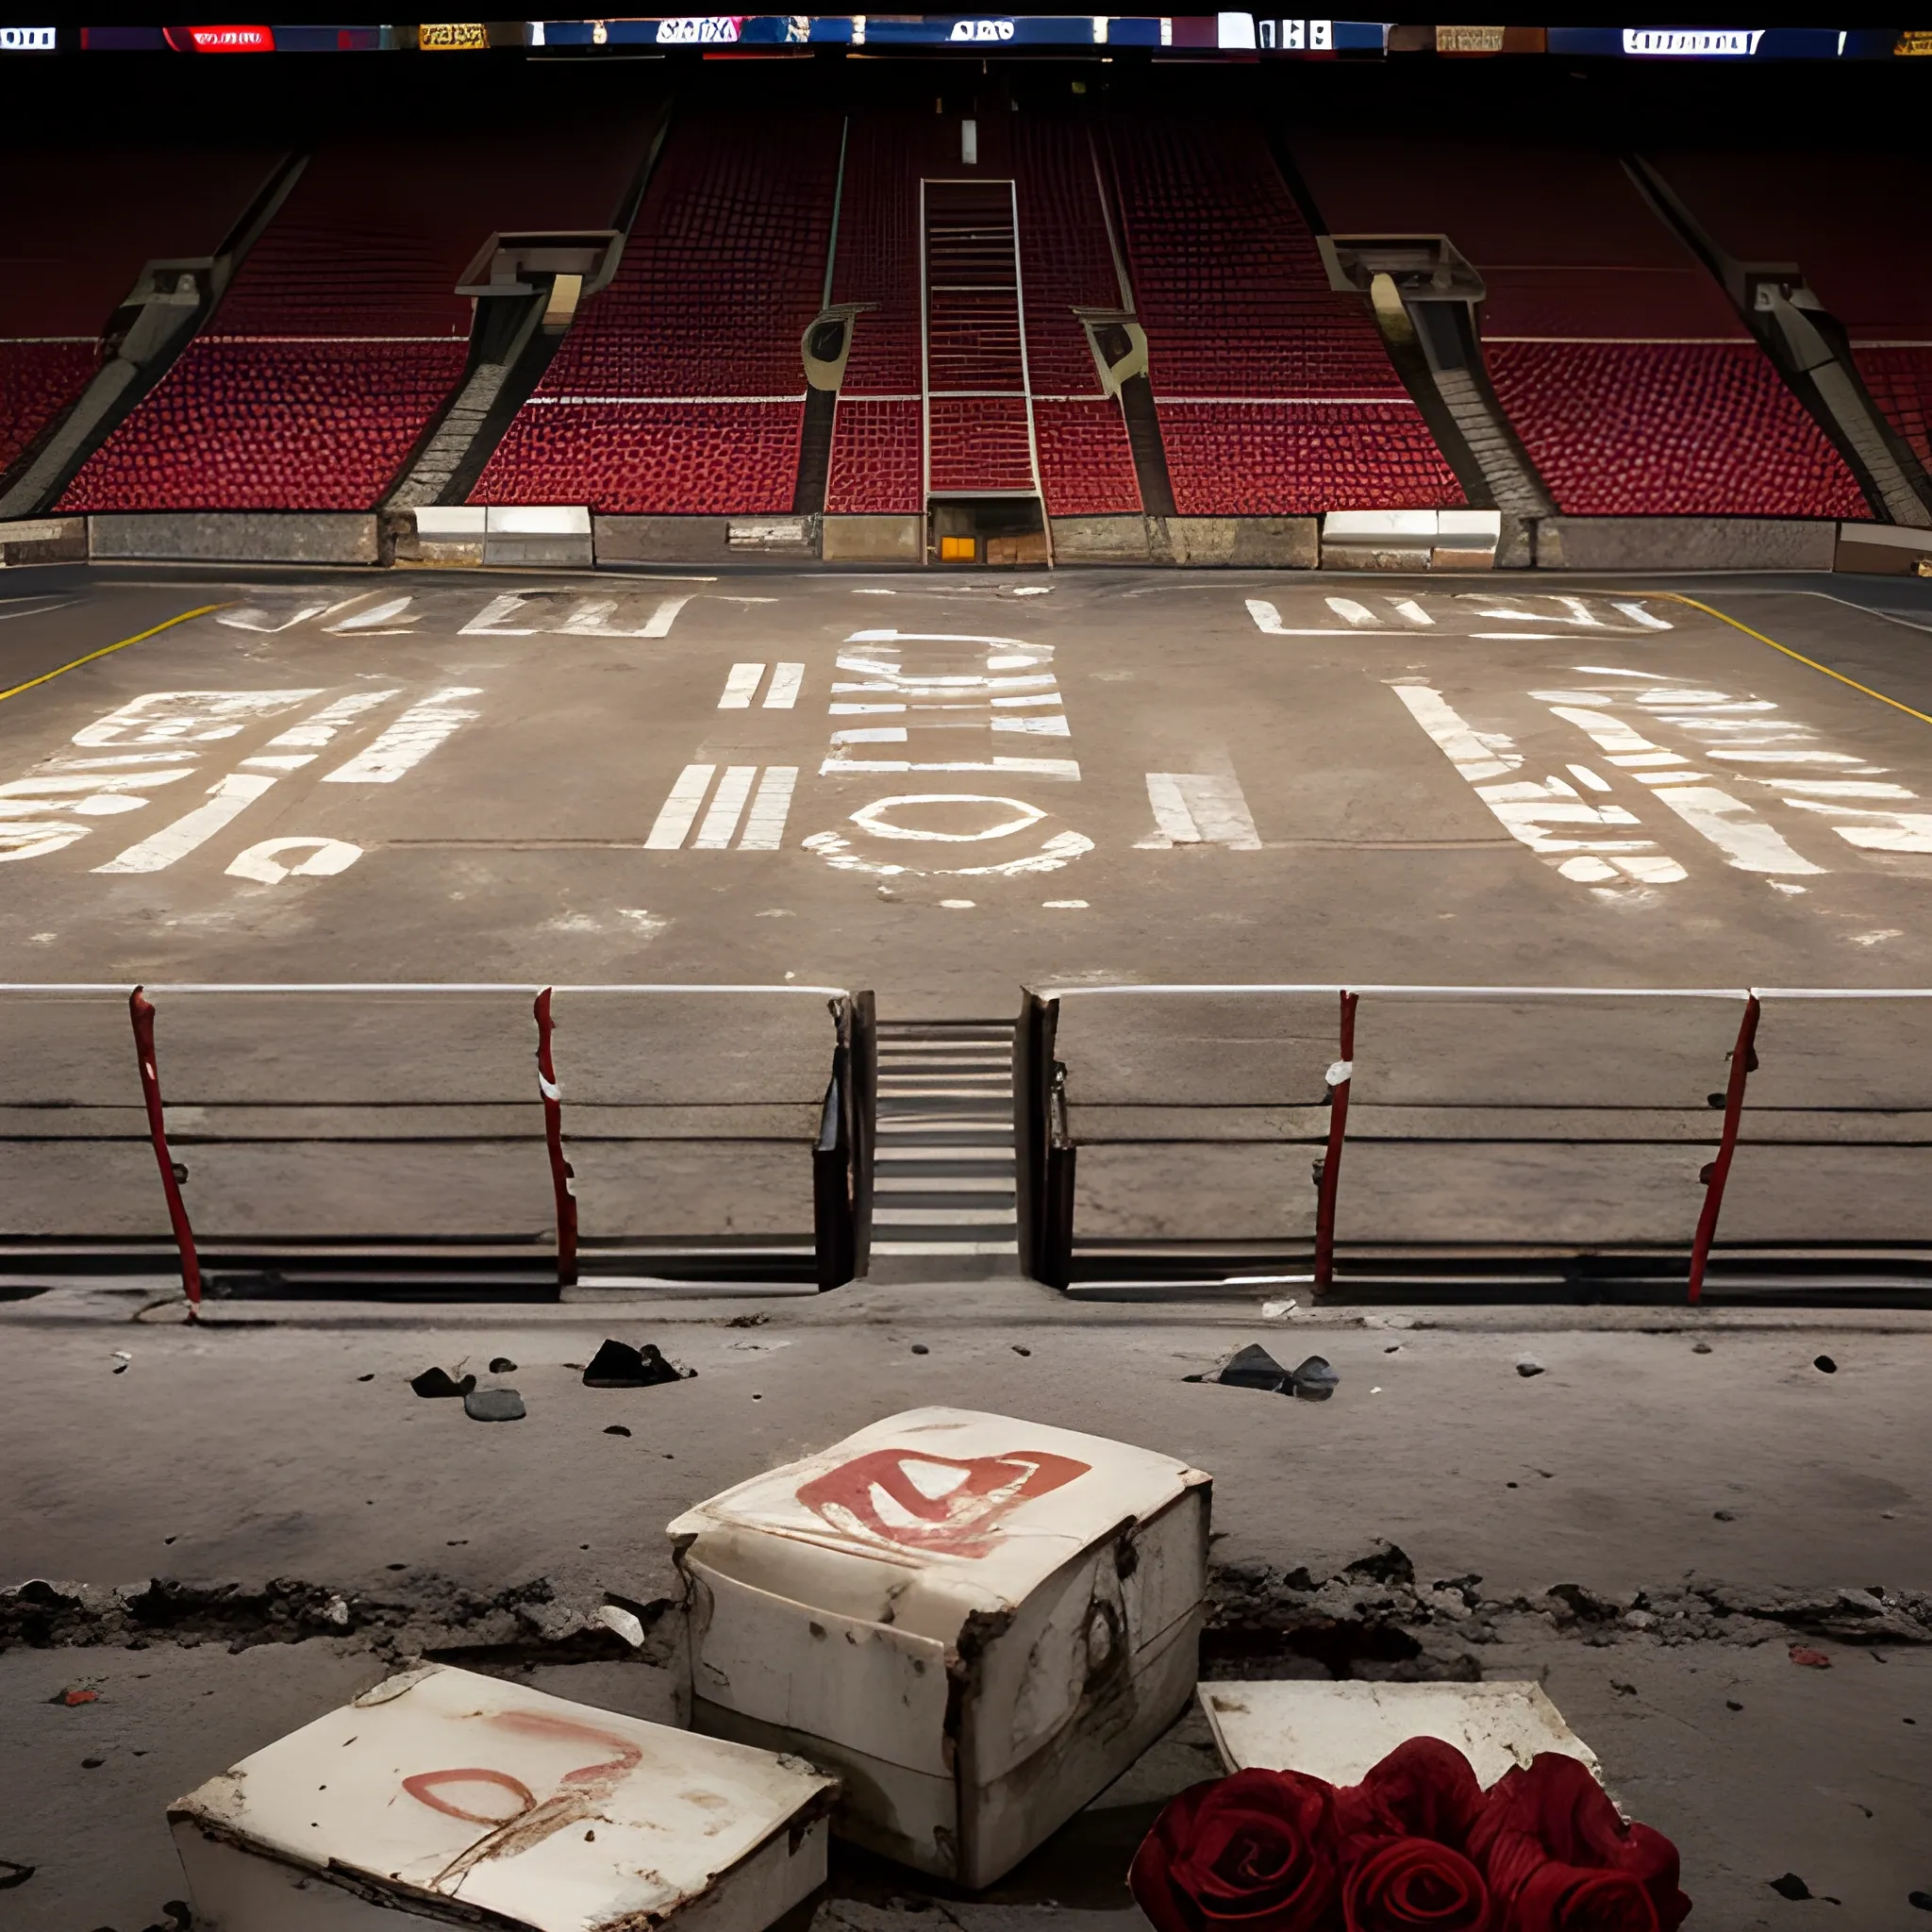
[4,569,1932,1010]
[4,569,1932,1930]
[0,1290,1928,1929]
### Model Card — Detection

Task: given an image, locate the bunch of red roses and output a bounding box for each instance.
[1130,1740,1690,1932]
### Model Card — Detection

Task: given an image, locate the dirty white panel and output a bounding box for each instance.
[168,1663,834,1932]
[671,1407,1210,1887]
[1199,1679,1604,1790]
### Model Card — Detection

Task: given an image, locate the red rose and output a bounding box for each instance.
[1469,1757,1689,1932]
[1131,1769,1341,1932]
[1507,1865,1658,1932]
[1347,1738,1491,1851]
[1342,1837,1494,1931]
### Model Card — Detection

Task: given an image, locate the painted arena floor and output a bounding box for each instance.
[5,568,1932,1008]
[4,566,1932,1929]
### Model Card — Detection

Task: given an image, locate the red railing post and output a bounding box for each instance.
[128,986,201,1313]
[1312,990,1358,1294]
[533,987,578,1289]
[1689,992,1760,1305]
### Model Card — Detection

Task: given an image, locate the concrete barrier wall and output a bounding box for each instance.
[1155,517,1319,567]
[821,515,920,564]
[597,514,820,566]
[89,513,382,565]
[1836,523,1932,575]
[1052,516,1154,562]
[0,518,88,567]
[1536,518,1839,573]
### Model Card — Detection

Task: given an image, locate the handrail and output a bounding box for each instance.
[1,981,870,1305]
[1041,982,1932,1000]
[0,982,852,995]
[1017,981,1932,1301]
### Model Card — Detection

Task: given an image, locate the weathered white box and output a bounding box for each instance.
[1200,1679,1605,1789]
[668,1407,1211,1887]
[168,1662,836,1932]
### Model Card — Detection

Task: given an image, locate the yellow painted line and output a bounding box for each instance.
[0,604,225,708]
[1658,591,1932,728]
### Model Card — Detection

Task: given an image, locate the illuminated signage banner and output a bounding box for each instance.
[418,21,491,48]
[524,15,1341,50]
[169,24,275,51]
[1547,26,1902,59]
[62,16,1917,57]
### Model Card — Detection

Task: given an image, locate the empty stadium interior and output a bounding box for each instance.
[3,31,1931,1932]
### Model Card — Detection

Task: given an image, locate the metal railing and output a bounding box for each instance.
[1018,983,1932,1304]
[2,982,875,1304]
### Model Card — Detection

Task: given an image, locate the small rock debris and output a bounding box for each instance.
[489,1357,518,1374]
[1815,1355,1839,1374]
[1291,1356,1339,1401]
[464,1388,525,1424]
[1769,1874,1812,1901]
[603,1424,632,1438]
[1190,1343,1338,1399]
[409,1368,475,1400]
[1516,1357,1545,1378]
[581,1340,691,1389]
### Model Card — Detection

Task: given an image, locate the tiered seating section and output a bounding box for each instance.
[1014,115,1143,516]
[1485,341,1863,516]
[822,109,932,518]
[1110,118,1460,515]
[0,343,100,477]
[29,110,1908,532]
[822,108,1142,518]
[472,110,840,513]
[0,145,271,485]
[1292,133,1864,519]
[1651,148,1932,474]
[64,129,641,512]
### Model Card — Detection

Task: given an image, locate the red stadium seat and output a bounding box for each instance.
[0,342,100,478]
[60,128,641,513]
[471,109,840,514]
[1109,117,1461,515]
[1293,131,1862,521]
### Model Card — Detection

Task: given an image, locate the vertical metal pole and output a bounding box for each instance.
[128,986,201,1312]
[533,987,578,1290]
[1689,993,1760,1305]
[1312,990,1358,1295]
[846,990,876,1275]
[812,1010,856,1291]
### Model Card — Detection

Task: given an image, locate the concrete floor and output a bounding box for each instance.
[3,565,1932,1929]
[1,1289,1928,1930]
[4,566,1932,1005]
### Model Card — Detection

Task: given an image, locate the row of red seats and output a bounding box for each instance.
[1111,117,1461,514]
[62,128,642,512]
[1642,148,1932,479]
[61,341,468,513]
[472,109,838,511]
[0,144,277,492]
[0,342,99,479]
[1291,131,1865,519]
